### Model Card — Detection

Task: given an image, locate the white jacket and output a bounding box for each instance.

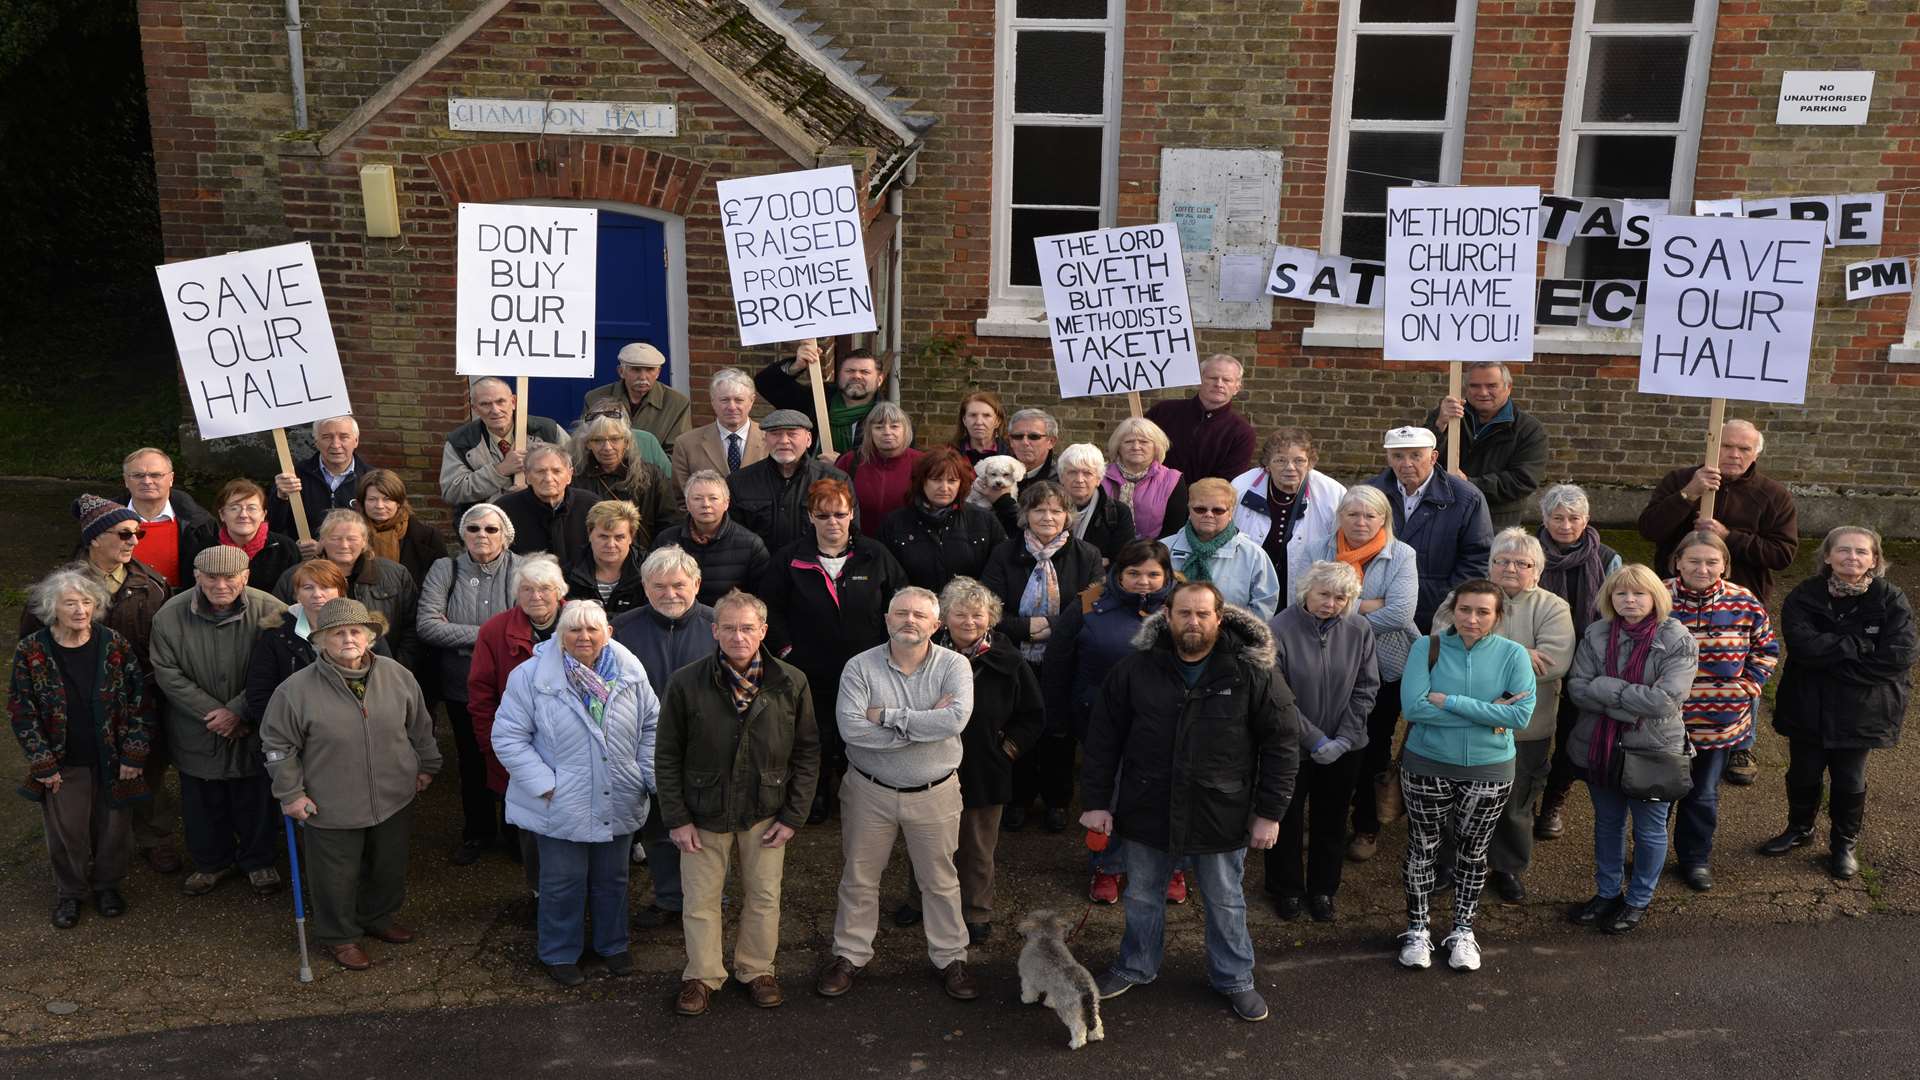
[1229,467,1345,594]
[1160,527,1282,621]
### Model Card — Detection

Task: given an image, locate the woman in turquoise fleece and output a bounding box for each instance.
[1394,580,1537,974]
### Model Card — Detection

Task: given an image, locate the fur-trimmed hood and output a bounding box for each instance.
[1129,602,1276,670]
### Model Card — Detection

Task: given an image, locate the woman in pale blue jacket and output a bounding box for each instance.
[1394,579,1535,975]
[493,599,657,986]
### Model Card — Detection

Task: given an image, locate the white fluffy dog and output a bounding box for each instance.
[966,454,1026,510]
[1017,910,1105,1050]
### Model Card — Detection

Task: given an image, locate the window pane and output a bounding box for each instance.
[1358,0,1458,22]
[1015,30,1106,114]
[1582,36,1689,123]
[1012,126,1103,206]
[1341,214,1387,261]
[1017,0,1107,17]
[1570,133,1676,199]
[1343,131,1444,212]
[1593,0,1694,23]
[1012,208,1102,286]
[1352,36,1452,120]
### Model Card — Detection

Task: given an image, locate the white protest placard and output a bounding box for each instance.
[716,164,876,347]
[1639,216,1823,405]
[1265,245,1320,301]
[1776,71,1874,126]
[1385,185,1539,362]
[1036,223,1199,398]
[155,242,351,440]
[456,203,598,377]
[1844,258,1912,301]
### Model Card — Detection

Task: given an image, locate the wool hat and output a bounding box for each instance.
[760,408,814,432]
[617,342,666,368]
[1383,426,1438,450]
[459,502,517,546]
[192,545,251,576]
[73,493,139,547]
[311,597,389,637]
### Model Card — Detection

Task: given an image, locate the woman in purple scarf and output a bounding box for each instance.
[1533,484,1622,840]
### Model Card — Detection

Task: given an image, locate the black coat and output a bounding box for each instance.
[760,536,908,735]
[876,500,1006,593]
[651,519,771,608]
[1421,404,1549,528]
[1772,575,1916,750]
[270,552,418,668]
[1075,490,1135,561]
[937,631,1046,808]
[564,545,650,618]
[498,487,599,576]
[243,612,390,723]
[381,516,447,591]
[979,533,1104,648]
[267,452,372,539]
[181,523,302,598]
[570,464,680,549]
[727,456,854,555]
[1042,577,1172,740]
[1080,605,1302,855]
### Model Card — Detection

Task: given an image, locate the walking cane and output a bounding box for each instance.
[284,814,314,983]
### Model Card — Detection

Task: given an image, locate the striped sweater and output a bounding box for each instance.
[1666,578,1780,749]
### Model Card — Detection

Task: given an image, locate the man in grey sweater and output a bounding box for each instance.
[815,587,978,1002]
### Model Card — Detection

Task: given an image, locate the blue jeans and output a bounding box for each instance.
[1673,747,1730,868]
[1586,785,1670,908]
[535,832,634,966]
[1111,843,1254,994]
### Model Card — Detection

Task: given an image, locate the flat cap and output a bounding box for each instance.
[192,545,250,575]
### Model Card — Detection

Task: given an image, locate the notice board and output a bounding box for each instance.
[1157,149,1284,330]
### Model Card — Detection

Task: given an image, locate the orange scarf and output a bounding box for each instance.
[1335,527,1389,576]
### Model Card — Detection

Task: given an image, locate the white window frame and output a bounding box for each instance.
[976,0,1127,339]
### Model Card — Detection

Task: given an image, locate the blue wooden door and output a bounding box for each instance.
[527,208,670,425]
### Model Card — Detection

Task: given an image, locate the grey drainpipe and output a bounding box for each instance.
[285,0,309,129]
[889,185,905,401]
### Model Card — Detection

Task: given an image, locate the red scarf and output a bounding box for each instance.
[220,526,268,560]
[1589,615,1661,786]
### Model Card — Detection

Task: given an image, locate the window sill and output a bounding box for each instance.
[1301,317,1645,357]
[1891,343,1920,365]
[974,302,1052,340]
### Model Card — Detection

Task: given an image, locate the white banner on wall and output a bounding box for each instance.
[1036,222,1200,398]
[716,164,877,347]
[456,203,599,377]
[1385,185,1539,362]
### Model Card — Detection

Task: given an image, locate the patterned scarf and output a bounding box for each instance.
[1541,526,1610,630]
[1112,464,1150,510]
[721,654,763,714]
[1179,521,1241,583]
[1589,615,1661,786]
[1828,574,1871,598]
[562,647,617,728]
[1019,529,1071,661]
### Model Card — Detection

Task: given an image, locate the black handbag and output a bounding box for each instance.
[1615,745,1693,802]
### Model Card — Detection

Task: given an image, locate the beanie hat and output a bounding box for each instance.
[74,494,139,547]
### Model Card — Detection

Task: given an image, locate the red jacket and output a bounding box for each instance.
[467,607,538,794]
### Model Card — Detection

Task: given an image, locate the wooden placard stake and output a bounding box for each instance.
[270,427,312,544]
[1445,361,1463,473]
[512,375,530,491]
[1127,392,1143,420]
[1700,396,1726,520]
[805,339,836,457]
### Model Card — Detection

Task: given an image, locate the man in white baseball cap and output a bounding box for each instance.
[1364,425,1491,632]
[582,342,693,455]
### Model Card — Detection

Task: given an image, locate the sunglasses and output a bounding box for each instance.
[465,524,502,534]
[1191,506,1233,515]
[1008,432,1050,441]
[109,527,148,541]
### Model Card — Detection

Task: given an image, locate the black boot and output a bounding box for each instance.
[1828,788,1865,880]
[1757,784,1822,856]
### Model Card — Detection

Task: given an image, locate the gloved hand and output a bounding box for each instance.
[1310,736,1351,766]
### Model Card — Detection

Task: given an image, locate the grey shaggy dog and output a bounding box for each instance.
[1017,909,1105,1050]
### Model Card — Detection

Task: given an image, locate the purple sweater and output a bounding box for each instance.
[1145,397,1257,483]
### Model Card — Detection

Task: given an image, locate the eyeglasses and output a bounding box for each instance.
[1008,432,1050,441]
[125,471,170,482]
[465,524,502,534]
[1491,558,1536,570]
[109,528,147,541]
[1191,506,1232,516]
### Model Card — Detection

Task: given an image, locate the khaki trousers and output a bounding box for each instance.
[42,767,132,899]
[904,804,1003,924]
[679,817,787,989]
[832,768,967,969]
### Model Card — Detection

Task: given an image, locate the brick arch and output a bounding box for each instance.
[424,141,706,215]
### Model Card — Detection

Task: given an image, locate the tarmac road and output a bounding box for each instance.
[2,914,1911,1079]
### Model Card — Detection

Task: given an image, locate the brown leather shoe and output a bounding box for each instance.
[330,943,373,971]
[145,845,182,874]
[939,960,980,1001]
[675,979,713,1016]
[370,924,415,944]
[814,956,861,997]
[744,974,783,1008]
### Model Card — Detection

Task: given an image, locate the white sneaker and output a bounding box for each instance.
[1443,929,1481,972]
[1397,929,1432,969]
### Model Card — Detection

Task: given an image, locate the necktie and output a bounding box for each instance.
[727,432,742,473]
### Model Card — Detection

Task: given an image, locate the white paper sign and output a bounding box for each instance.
[1385,185,1539,362]
[1776,70,1874,126]
[1265,245,1321,301]
[1694,199,1744,218]
[716,165,876,347]
[155,243,352,440]
[1585,280,1644,328]
[456,203,598,377]
[1036,223,1199,398]
[1834,193,1886,246]
[1619,199,1670,250]
[1844,258,1912,301]
[1305,255,1386,308]
[1639,216,1823,405]
[1217,254,1268,302]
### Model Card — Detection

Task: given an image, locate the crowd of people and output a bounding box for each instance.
[9,347,1915,1022]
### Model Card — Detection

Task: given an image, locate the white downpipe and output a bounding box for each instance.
[285,0,309,129]
[889,186,905,402]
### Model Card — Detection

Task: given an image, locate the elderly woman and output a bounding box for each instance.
[1396,580,1537,972]
[1102,417,1186,544]
[10,568,152,928]
[894,576,1045,943]
[878,446,1007,593]
[1043,538,1175,901]
[1264,561,1379,923]
[570,414,676,547]
[492,599,657,987]
[1566,565,1697,935]
[468,553,567,878]
[950,390,1009,465]
[1162,477,1281,621]
[564,500,648,616]
[1058,442,1135,561]
[1431,529,1575,904]
[262,599,440,971]
[1534,483,1624,840]
[274,509,419,668]
[418,503,525,867]
[247,559,394,726]
[358,469,446,589]
[982,480,1103,832]
[836,401,925,538]
[1323,485,1420,862]
[1231,428,1345,607]
[762,478,908,824]
[1761,526,1916,880]
[184,479,301,592]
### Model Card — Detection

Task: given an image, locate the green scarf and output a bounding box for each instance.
[828,393,875,451]
[1179,522,1241,583]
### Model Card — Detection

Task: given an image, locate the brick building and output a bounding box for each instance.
[139,0,1920,531]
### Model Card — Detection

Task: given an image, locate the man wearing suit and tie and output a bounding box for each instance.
[670,368,767,506]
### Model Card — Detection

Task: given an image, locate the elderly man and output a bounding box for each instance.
[1081,582,1299,1022]
[119,447,214,588]
[652,471,771,607]
[727,409,854,552]
[497,443,599,574]
[1421,362,1549,529]
[816,587,979,1002]
[271,415,373,551]
[660,589,820,1015]
[147,546,287,897]
[441,377,568,518]
[1007,408,1061,491]
[671,368,767,498]
[1636,418,1797,786]
[582,342,693,454]
[611,545,718,928]
[1145,354,1258,483]
[756,340,886,452]
[1363,426,1493,633]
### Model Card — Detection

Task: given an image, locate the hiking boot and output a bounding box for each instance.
[675,979,712,1015]
[1396,929,1432,970]
[1723,748,1758,786]
[1602,904,1648,935]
